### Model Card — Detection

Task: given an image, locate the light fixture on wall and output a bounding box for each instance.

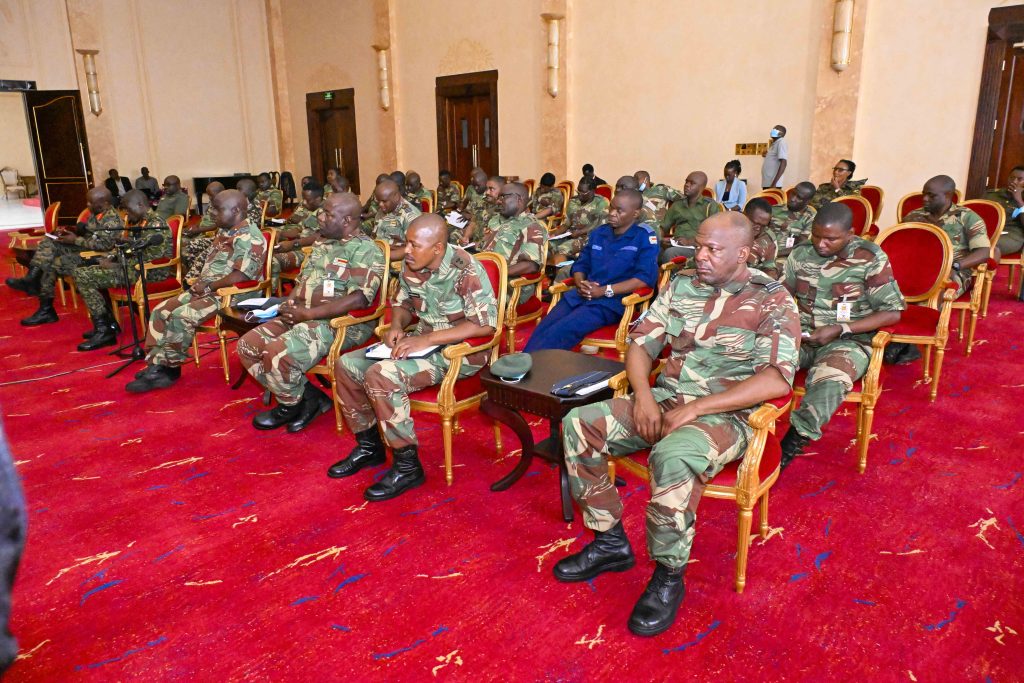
[75,49,102,115]
[541,13,563,97]
[831,0,855,72]
[372,44,391,111]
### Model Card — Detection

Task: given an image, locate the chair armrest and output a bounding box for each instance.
[441,333,499,360]
[621,287,654,306]
[609,370,629,393]
[549,278,576,295]
[143,257,179,271]
[746,397,790,431]
[78,250,111,259]
[329,303,385,330]
[509,271,544,288]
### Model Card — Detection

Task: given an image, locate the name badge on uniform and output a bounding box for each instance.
[837,301,852,322]
[785,236,795,249]
[323,280,336,297]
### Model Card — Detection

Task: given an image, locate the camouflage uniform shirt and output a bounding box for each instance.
[749,230,780,278]
[810,179,865,210]
[555,194,610,257]
[630,268,800,419]
[197,220,267,284]
[783,237,906,348]
[256,188,284,215]
[156,191,189,220]
[129,210,174,281]
[528,187,564,216]
[73,210,123,251]
[660,195,722,240]
[293,233,384,314]
[643,183,683,224]
[478,212,548,299]
[436,184,461,212]
[405,187,432,210]
[904,203,990,294]
[372,198,422,245]
[247,199,264,228]
[769,204,817,258]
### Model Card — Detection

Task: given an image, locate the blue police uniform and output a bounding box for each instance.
[524,223,659,352]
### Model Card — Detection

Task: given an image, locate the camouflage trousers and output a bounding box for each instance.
[563,390,751,569]
[238,317,371,406]
[30,238,96,295]
[335,347,478,448]
[552,235,586,259]
[790,339,869,441]
[74,263,135,320]
[270,250,306,295]
[183,235,212,283]
[145,290,218,367]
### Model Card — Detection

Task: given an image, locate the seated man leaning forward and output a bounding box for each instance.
[555,211,800,637]
[239,192,384,433]
[370,178,422,261]
[125,189,267,393]
[524,189,658,352]
[779,202,905,469]
[270,181,326,293]
[330,214,498,501]
[476,182,547,299]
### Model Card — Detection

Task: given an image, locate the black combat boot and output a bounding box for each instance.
[628,563,686,637]
[779,426,811,471]
[125,365,180,393]
[327,427,386,478]
[553,520,635,582]
[6,267,43,296]
[286,382,333,433]
[20,297,58,326]
[883,342,921,365]
[252,401,303,430]
[77,316,118,351]
[83,317,120,339]
[363,445,425,501]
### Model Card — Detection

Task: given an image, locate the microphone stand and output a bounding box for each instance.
[106,233,159,378]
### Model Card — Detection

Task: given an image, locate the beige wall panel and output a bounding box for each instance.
[0,0,77,89]
[0,93,35,174]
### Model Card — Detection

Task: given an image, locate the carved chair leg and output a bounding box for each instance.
[735,506,753,594]
[930,344,947,402]
[493,420,503,454]
[922,344,932,381]
[442,416,454,486]
[965,309,979,357]
[858,403,875,474]
[759,491,770,538]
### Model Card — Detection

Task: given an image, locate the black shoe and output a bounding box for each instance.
[363,445,425,501]
[553,520,635,582]
[20,298,58,326]
[6,267,42,297]
[252,401,303,430]
[77,317,118,351]
[125,365,180,393]
[134,364,163,380]
[328,427,386,478]
[286,383,332,433]
[893,344,921,365]
[779,427,811,471]
[627,563,686,637]
[884,342,921,365]
[83,318,120,339]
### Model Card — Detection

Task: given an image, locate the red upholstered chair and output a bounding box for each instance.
[556,180,575,198]
[835,195,876,239]
[607,367,792,593]
[792,328,892,473]
[418,195,434,213]
[749,190,784,207]
[545,278,654,361]
[860,185,885,226]
[8,201,61,276]
[398,251,508,485]
[875,223,955,401]
[503,240,549,353]
[522,178,536,196]
[959,199,1010,314]
[955,200,1003,349]
[701,187,716,200]
[595,184,613,201]
[897,189,962,221]
[109,215,185,332]
[192,229,277,383]
[315,240,390,432]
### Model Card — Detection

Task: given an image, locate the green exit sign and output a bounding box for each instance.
[323,91,334,101]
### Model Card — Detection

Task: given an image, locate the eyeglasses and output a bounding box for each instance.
[833,167,851,173]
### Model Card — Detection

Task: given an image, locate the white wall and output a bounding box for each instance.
[0,93,35,177]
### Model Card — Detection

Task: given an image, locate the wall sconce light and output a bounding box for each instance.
[541,13,563,97]
[831,0,855,72]
[75,49,102,115]
[372,45,390,111]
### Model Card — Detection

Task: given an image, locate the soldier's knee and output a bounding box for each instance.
[649,429,708,479]
[807,364,856,391]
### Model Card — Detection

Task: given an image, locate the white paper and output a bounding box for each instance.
[365,342,440,360]
[44,233,58,240]
[445,211,468,228]
[549,232,571,240]
[575,380,610,396]
[269,218,286,225]
[670,240,695,252]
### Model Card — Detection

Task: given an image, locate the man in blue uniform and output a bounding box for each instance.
[524,189,659,352]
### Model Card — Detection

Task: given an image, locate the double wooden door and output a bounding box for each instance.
[436,71,498,185]
[306,89,360,195]
[987,44,1024,189]
[23,90,93,226]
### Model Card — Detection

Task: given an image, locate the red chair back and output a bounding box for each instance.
[875,223,953,304]
[835,195,872,236]
[960,199,1005,245]
[860,185,884,224]
[43,201,61,232]
[595,184,612,200]
[701,187,715,199]
[165,215,184,261]
[419,199,431,213]
[750,191,782,207]
[897,193,924,221]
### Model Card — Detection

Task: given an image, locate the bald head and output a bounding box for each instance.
[206,181,225,197]
[407,213,448,246]
[498,182,527,218]
[704,211,755,248]
[923,175,957,215]
[694,211,755,286]
[162,175,181,195]
[683,171,708,199]
[122,190,149,221]
[86,186,113,214]
[608,189,642,230]
[320,191,362,240]
[925,175,956,195]
[615,175,639,192]
[375,179,402,213]
[236,179,256,200]
[214,189,248,229]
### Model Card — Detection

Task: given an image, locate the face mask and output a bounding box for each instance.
[244,304,280,323]
[770,130,781,139]
[638,183,647,191]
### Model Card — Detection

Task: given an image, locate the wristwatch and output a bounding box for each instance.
[839,323,853,338]
[604,284,615,298]
[952,261,961,272]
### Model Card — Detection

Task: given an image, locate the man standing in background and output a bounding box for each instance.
[761,124,788,189]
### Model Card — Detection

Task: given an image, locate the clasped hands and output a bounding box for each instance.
[803,324,843,346]
[633,392,701,443]
[577,279,603,300]
[382,327,434,359]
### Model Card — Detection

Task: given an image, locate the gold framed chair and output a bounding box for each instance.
[503,240,549,353]
[960,199,1006,318]
[451,179,464,199]
[192,229,277,383]
[109,215,185,332]
[277,245,314,296]
[608,367,792,594]
[875,222,955,401]
[860,185,885,226]
[791,329,892,473]
[834,195,877,239]
[8,201,60,277]
[595,184,613,201]
[385,251,508,485]
[897,189,962,222]
[522,178,536,196]
[953,200,1003,347]
[749,189,785,207]
[546,278,654,361]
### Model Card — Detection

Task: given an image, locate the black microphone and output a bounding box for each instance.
[122,232,163,255]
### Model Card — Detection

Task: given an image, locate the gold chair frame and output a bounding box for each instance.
[896,190,962,222]
[860,185,885,225]
[110,215,185,331]
[749,189,785,206]
[834,195,876,240]
[547,279,654,361]
[957,199,1004,343]
[503,239,549,353]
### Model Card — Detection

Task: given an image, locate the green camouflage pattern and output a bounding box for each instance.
[769,203,817,261]
[561,266,800,568]
[643,183,683,224]
[247,199,264,229]
[334,245,497,447]
[528,187,564,216]
[371,198,422,246]
[659,195,721,241]
[460,185,493,243]
[405,187,433,209]
[904,203,990,296]
[30,209,123,294]
[790,340,870,440]
[554,195,609,258]
[984,189,1024,255]
[749,230,779,278]
[477,212,547,299]
[809,179,865,210]
[196,220,267,285]
[156,191,189,220]
[256,188,283,215]
[436,183,461,213]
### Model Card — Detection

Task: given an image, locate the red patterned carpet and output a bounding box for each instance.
[1,261,1022,681]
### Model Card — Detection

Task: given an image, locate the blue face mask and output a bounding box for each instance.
[638,182,647,191]
[770,130,781,139]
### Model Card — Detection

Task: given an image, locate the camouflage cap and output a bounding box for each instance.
[491,352,532,383]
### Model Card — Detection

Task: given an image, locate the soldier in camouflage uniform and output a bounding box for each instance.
[185,178,264,284]
[239,192,384,433]
[984,165,1024,256]
[360,173,391,233]
[809,159,865,209]
[8,186,124,326]
[332,214,498,501]
[550,178,609,267]
[744,197,779,278]
[770,181,817,267]
[435,169,461,215]
[270,182,325,293]
[156,175,189,220]
[454,168,489,244]
[404,171,433,210]
[477,182,547,300]
[125,189,267,393]
[255,172,284,217]
[614,176,658,231]
[779,202,905,468]
[635,170,683,225]
[556,212,800,637]
[660,171,722,263]
[181,181,223,279]
[324,168,340,197]
[74,191,173,351]
[370,178,422,261]
[528,172,564,221]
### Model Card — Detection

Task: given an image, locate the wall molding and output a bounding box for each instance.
[228,0,255,173]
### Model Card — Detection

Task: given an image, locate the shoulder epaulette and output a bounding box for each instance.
[749,270,784,293]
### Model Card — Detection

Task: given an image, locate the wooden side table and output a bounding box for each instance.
[480,349,624,522]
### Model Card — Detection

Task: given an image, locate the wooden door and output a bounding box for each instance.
[306,89,360,195]
[987,45,1024,189]
[23,90,93,226]
[436,71,498,186]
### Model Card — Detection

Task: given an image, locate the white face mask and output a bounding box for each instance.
[770,130,781,139]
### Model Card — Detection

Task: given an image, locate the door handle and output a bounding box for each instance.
[472,144,478,167]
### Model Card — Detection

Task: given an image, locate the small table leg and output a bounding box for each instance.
[550,420,574,523]
[482,399,535,491]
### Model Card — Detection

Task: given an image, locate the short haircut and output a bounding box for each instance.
[839,159,856,175]
[582,163,594,174]
[1012,165,1024,174]
[744,197,773,216]
[439,169,451,177]
[540,172,556,186]
[775,125,787,135]
[302,181,324,198]
[615,188,643,211]
[389,171,406,186]
[796,181,817,195]
[815,201,853,230]
[578,177,594,192]
[725,159,742,175]
[258,172,271,180]
[488,175,506,185]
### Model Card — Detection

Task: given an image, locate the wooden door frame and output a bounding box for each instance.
[23,89,93,226]
[967,5,1024,198]
[306,88,360,195]
[435,70,499,177]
